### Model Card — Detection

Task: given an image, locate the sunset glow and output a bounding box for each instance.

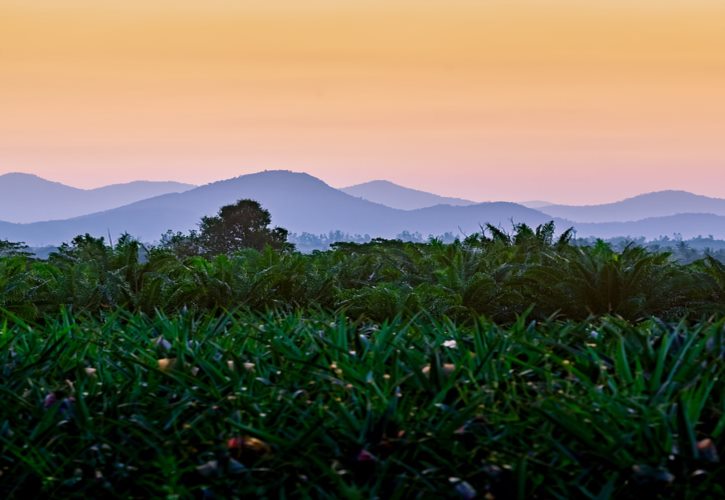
[2,0,724,203]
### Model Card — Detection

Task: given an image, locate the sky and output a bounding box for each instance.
[1,0,724,204]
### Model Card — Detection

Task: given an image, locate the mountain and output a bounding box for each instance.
[520,200,554,209]
[0,171,554,246]
[341,180,476,210]
[573,213,725,240]
[3,171,724,247]
[539,190,725,223]
[0,172,195,223]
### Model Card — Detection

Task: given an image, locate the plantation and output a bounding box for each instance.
[1,224,724,497]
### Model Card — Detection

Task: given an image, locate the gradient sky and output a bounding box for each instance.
[2,1,724,204]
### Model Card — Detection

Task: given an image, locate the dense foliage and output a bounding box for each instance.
[1,223,724,497]
[159,199,293,257]
[1,312,723,498]
[289,231,725,260]
[1,223,725,323]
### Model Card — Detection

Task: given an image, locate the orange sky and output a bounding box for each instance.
[1,0,724,203]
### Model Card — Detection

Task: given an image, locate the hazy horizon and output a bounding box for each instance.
[4,168,725,208]
[2,0,724,204]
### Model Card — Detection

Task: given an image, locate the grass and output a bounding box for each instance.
[1,309,723,498]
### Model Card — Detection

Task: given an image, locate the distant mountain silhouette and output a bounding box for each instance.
[341,180,476,210]
[520,200,554,209]
[0,171,554,246]
[0,172,195,223]
[2,171,725,247]
[573,213,725,240]
[539,190,725,222]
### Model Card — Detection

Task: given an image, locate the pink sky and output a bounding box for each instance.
[2,1,724,204]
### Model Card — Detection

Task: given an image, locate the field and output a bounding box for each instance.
[1,228,724,497]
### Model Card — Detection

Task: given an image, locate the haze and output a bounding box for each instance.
[2,0,724,204]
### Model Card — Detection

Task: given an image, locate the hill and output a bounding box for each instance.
[341,180,476,209]
[573,213,725,240]
[539,190,725,222]
[520,200,554,209]
[0,172,195,223]
[0,171,553,246]
[4,171,725,247]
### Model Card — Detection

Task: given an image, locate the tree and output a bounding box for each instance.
[159,229,203,258]
[197,199,293,255]
[0,239,32,258]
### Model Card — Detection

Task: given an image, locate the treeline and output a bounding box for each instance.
[2,221,725,323]
[288,230,460,252]
[292,232,725,261]
[283,231,725,261]
[576,235,725,264]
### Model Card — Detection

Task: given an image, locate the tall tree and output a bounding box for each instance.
[197,199,293,254]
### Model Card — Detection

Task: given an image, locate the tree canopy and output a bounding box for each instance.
[197,199,293,255]
[0,238,31,258]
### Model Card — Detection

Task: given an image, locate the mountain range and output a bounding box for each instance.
[538,190,725,222]
[1,170,725,246]
[0,171,553,246]
[0,172,194,223]
[341,180,476,210]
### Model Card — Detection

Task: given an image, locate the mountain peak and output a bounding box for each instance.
[0,172,194,223]
[627,190,712,201]
[539,189,725,223]
[0,171,41,179]
[341,179,476,210]
[0,172,65,184]
[197,170,333,196]
[0,172,80,193]
[349,180,399,188]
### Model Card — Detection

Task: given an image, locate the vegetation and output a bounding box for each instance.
[289,231,725,262]
[160,199,293,257]
[1,311,723,498]
[1,220,724,497]
[1,222,725,323]
[0,239,31,258]
[577,235,725,265]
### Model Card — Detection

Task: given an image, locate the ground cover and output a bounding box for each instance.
[1,311,723,497]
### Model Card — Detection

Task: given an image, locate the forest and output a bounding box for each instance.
[1,211,724,497]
